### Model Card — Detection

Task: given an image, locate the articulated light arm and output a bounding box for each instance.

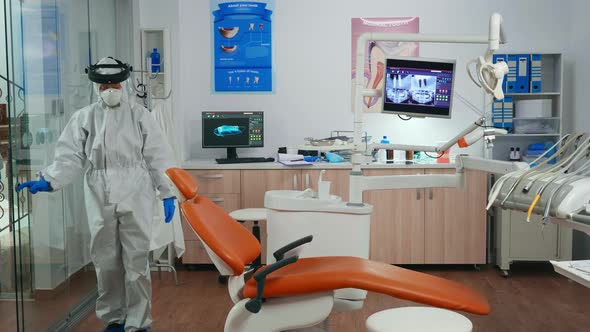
[352,13,506,173]
[349,14,506,205]
[364,117,491,156]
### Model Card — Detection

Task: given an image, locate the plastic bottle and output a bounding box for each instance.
[515,147,521,161]
[377,136,390,163]
[150,48,161,73]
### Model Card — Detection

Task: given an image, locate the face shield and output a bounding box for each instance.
[86,57,133,107]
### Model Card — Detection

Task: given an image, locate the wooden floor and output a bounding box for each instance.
[0,270,96,332]
[74,263,590,332]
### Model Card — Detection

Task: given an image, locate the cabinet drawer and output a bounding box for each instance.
[187,170,241,194]
[202,193,240,212]
[182,240,211,264]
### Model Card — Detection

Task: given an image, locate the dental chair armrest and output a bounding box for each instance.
[273,235,313,261]
[245,255,299,314]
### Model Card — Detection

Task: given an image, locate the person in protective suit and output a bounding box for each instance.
[17,57,177,332]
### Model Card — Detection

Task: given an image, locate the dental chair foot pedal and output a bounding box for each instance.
[366,307,473,332]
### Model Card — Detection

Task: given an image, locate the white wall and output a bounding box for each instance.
[134,1,574,161]
[571,0,590,132]
[137,0,181,152]
[570,0,590,259]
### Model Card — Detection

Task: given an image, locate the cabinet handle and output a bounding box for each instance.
[429,189,434,200]
[198,174,224,179]
[293,174,298,190]
[416,190,421,200]
[305,173,310,189]
[210,197,225,203]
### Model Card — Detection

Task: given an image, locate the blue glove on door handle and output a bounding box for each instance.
[16,175,52,194]
[163,197,176,223]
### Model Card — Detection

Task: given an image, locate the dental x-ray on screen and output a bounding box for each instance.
[383,57,455,118]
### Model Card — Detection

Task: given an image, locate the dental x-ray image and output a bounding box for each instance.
[409,75,436,105]
[386,74,436,105]
[203,117,250,146]
[214,125,246,137]
[385,73,411,103]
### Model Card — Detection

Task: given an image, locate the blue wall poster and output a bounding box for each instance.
[211,1,274,93]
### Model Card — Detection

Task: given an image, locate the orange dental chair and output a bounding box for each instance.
[166,168,490,331]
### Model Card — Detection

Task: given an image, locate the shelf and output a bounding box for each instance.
[497,134,560,138]
[505,92,560,96]
[512,117,560,120]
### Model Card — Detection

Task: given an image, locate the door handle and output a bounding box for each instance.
[305,173,310,189]
[429,189,434,200]
[198,174,224,179]
[209,197,225,203]
[293,174,298,190]
[416,189,421,200]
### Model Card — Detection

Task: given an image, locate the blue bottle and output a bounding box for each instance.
[378,136,390,163]
[150,48,161,73]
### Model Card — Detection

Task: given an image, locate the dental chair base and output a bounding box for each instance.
[366,307,473,332]
[225,292,334,332]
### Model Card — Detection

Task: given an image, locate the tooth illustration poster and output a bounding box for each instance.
[351,17,420,112]
[211,0,274,92]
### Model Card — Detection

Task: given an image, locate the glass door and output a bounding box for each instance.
[0,0,129,330]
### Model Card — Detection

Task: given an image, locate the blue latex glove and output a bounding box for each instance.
[325,151,344,163]
[163,197,176,223]
[16,175,52,194]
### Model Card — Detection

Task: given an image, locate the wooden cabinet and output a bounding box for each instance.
[241,170,301,208]
[364,169,426,264]
[424,169,487,264]
[181,166,487,266]
[301,169,350,201]
[362,168,486,264]
[188,170,241,194]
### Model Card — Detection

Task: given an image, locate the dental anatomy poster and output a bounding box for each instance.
[351,17,420,112]
[211,0,274,93]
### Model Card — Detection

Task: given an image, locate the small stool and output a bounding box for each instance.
[229,208,267,268]
[366,307,473,332]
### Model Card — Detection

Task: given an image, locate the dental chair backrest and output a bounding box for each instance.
[165,168,262,276]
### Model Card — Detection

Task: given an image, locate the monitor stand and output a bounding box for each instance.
[226,147,238,160]
[215,147,274,164]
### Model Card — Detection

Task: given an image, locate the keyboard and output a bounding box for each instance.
[215,157,275,164]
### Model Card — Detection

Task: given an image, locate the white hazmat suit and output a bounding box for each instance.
[41,57,176,331]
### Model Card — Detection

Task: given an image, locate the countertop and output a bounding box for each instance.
[181,160,457,170]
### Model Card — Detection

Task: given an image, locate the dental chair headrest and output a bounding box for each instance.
[165,168,198,201]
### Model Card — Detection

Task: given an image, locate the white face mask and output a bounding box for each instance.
[100,88,123,107]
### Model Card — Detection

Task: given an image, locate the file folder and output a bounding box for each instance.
[503,96,514,131]
[492,100,503,128]
[508,54,530,93]
[530,54,542,93]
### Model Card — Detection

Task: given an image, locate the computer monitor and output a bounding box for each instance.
[382,57,455,119]
[202,111,264,159]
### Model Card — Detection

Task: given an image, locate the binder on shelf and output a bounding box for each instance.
[492,100,503,128]
[493,54,508,93]
[531,54,542,93]
[507,54,530,93]
[506,54,517,93]
[503,96,514,131]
